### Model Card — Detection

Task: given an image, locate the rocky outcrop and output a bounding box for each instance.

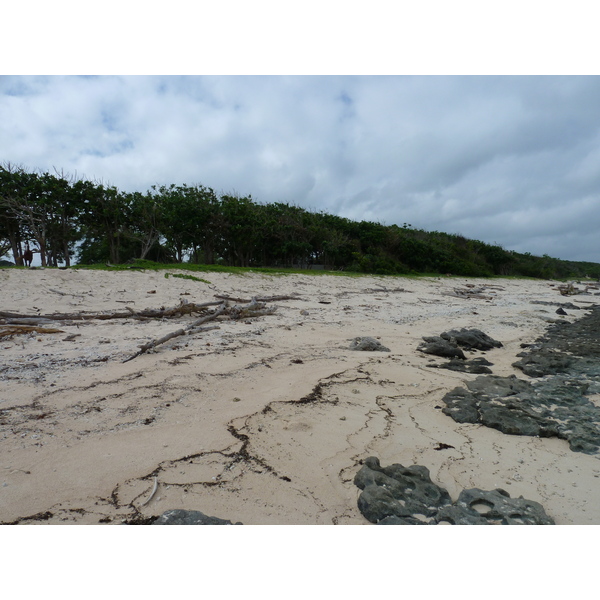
[354,457,554,525]
[442,374,600,454]
[438,306,600,454]
[153,509,242,525]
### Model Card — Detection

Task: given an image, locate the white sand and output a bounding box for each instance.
[1,267,599,524]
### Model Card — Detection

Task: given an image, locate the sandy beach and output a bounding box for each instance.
[1,267,599,525]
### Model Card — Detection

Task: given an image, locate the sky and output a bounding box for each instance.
[2,4,599,264]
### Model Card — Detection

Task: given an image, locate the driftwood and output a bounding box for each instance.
[0,299,222,323]
[0,325,64,339]
[122,297,279,362]
[214,294,299,303]
[123,325,221,363]
[2,294,282,361]
[49,288,85,298]
[443,287,495,300]
[365,286,410,293]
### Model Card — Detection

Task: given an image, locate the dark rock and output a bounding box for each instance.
[440,328,503,351]
[418,328,502,360]
[428,357,494,374]
[438,306,600,454]
[153,509,242,525]
[556,307,568,315]
[453,488,555,525]
[513,351,573,377]
[354,457,451,522]
[441,374,600,454]
[418,336,466,359]
[350,337,390,352]
[531,300,581,310]
[354,458,554,525]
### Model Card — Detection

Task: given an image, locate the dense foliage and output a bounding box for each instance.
[1,163,598,279]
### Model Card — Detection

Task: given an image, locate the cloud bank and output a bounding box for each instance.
[1,75,599,262]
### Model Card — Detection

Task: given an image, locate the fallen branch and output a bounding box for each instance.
[443,287,494,300]
[122,325,221,363]
[2,318,57,325]
[214,294,299,303]
[122,302,228,362]
[228,297,277,320]
[49,288,85,298]
[365,286,409,293]
[122,297,279,362]
[0,299,222,323]
[0,325,64,339]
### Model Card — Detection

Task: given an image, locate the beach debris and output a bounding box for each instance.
[0,325,64,339]
[557,282,578,296]
[122,302,226,362]
[122,296,282,362]
[354,456,555,525]
[153,509,242,525]
[0,299,225,323]
[442,285,498,300]
[349,337,390,352]
[214,294,299,303]
[433,442,455,450]
[140,476,159,506]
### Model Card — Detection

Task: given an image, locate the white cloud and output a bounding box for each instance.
[1,75,599,262]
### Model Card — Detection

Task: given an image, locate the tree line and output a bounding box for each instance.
[1,162,598,279]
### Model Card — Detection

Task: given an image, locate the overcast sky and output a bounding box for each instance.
[2,74,599,263]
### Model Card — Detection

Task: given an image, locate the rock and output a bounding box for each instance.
[354,458,554,525]
[428,357,494,374]
[513,351,573,377]
[153,509,242,525]
[438,306,600,454]
[418,328,502,360]
[418,336,466,359]
[354,457,451,523]
[349,337,390,352]
[440,328,503,351]
[556,307,568,315]
[441,374,600,454]
[452,488,554,525]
